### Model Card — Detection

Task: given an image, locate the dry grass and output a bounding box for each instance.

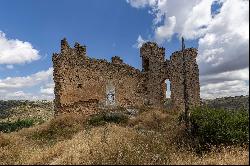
[0,109,248,165]
[170,146,249,165]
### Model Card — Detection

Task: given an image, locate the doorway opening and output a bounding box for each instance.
[164,79,172,109]
[106,81,116,106]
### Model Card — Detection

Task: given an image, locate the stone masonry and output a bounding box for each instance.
[52,38,200,115]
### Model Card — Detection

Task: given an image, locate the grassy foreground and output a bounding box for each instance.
[0,108,249,165]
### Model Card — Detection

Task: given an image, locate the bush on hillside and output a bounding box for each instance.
[88,112,129,126]
[0,119,35,133]
[190,107,249,146]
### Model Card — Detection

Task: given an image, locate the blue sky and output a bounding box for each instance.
[0,0,248,100]
[0,0,197,76]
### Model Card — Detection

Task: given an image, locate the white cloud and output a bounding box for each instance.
[126,0,157,8]
[200,68,249,99]
[127,0,249,98]
[198,0,249,75]
[0,31,40,65]
[0,68,53,89]
[0,68,54,100]
[155,16,176,42]
[133,35,147,48]
[3,90,54,100]
[201,80,249,99]
[40,82,54,95]
[127,0,217,40]
[182,0,214,39]
[200,68,249,85]
[127,0,211,40]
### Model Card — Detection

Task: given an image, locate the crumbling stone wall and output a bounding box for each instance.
[140,42,168,106]
[53,39,145,115]
[169,48,200,111]
[52,38,200,115]
[140,42,200,112]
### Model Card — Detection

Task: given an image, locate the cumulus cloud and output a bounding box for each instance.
[0,68,53,89]
[198,0,249,75]
[200,80,249,99]
[127,0,213,40]
[155,16,176,42]
[200,68,249,85]
[0,31,40,65]
[0,68,54,100]
[182,0,214,39]
[198,0,249,98]
[127,0,249,99]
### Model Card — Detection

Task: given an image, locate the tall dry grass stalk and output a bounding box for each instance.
[0,109,248,165]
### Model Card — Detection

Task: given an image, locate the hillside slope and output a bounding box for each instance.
[201,95,249,111]
[0,100,54,123]
[0,109,248,165]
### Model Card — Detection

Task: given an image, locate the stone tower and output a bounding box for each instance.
[140,42,200,111]
[140,42,167,106]
[169,48,200,111]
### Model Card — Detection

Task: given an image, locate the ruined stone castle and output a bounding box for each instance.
[52,38,200,115]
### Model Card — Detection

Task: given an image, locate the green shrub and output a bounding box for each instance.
[88,112,129,126]
[190,107,249,146]
[0,119,35,133]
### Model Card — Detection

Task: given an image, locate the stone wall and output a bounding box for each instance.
[139,42,200,112]
[169,48,200,111]
[140,42,167,106]
[53,39,145,115]
[52,38,200,115]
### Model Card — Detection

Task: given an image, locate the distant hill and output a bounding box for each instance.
[0,100,54,123]
[201,95,249,111]
[0,95,249,123]
[164,95,249,111]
